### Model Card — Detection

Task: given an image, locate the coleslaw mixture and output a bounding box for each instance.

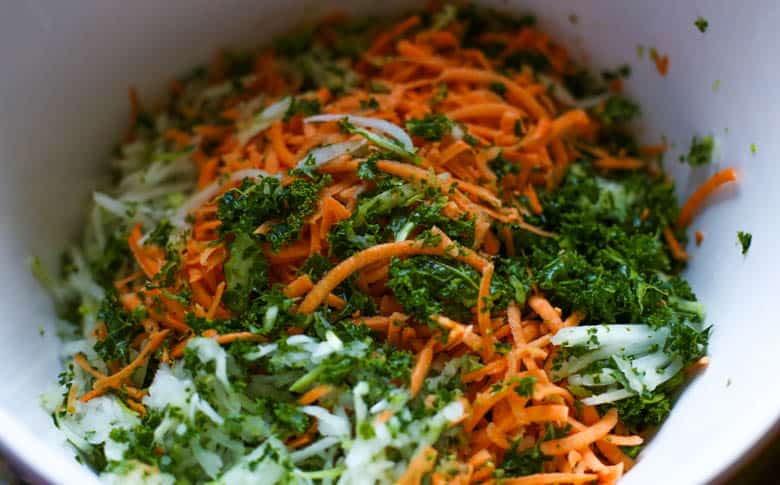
[37,4,737,484]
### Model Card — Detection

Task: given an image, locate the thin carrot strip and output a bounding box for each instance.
[397,445,437,485]
[66,383,79,414]
[476,263,494,359]
[92,330,170,392]
[206,282,226,320]
[298,385,332,405]
[540,408,618,455]
[447,103,524,121]
[524,185,543,215]
[462,359,507,383]
[439,68,548,119]
[602,434,644,446]
[375,160,501,208]
[284,274,314,298]
[528,295,564,333]
[595,440,635,471]
[517,110,590,150]
[593,157,645,170]
[664,226,689,262]
[127,224,163,279]
[502,473,598,485]
[676,168,738,228]
[410,338,436,397]
[486,422,511,449]
[516,405,569,425]
[269,120,296,167]
[213,332,264,345]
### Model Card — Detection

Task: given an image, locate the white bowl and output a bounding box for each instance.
[0,1,776,483]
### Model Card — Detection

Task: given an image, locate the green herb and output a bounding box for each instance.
[489,82,507,97]
[608,392,671,432]
[738,231,752,255]
[93,290,145,362]
[504,50,550,72]
[388,256,481,321]
[145,220,173,248]
[222,232,269,313]
[563,68,605,99]
[359,97,380,110]
[602,64,632,81]
[694,16,709,33]
[284,97,321,121]
[751,143,757,155]
[488,151,519,181]
[597,96,640,126]
[463,132,480,147]
[680,135,714,166]
[217,174,328,250]
[405,114,454,141]
[431,84,449,105]
[513,376,538,397]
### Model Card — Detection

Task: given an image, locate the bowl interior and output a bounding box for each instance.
[0,1,777,483]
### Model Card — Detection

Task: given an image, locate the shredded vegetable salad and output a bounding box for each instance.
[37,4,738,484]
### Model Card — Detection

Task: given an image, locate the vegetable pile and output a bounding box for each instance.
[39,4,737,484]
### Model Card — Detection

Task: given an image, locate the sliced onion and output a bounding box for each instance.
[451,123,465,140]
[236,96,293,145]
[93,192,132,218]
[304,114,414,151]
[298,139,366,168]
[300,406,350,437]
[290,437,340,463]
[537,73,608,109]
[581,388,635,406]
[172,168,276,227]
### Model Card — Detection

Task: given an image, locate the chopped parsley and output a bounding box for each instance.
[738,231,752,255]
[694,16,709,33]
[513,376,538,397]
[680,135,714,166]
[405,114,454,141]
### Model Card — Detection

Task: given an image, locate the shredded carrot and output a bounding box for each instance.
[676,168,738,228]
[284,274,314,298]
[650,49,669,76]
[66,383,79,414]
[398,445,438,485]
[540,408,618,455]
[602,434,644,446]
[206,282,226,320]
[523,185,543,215]
[502,473,599,485]
[640,143,668,157]
[127,224,163,279]
[664,226,689,262]
[92,330,170,393]
[476,263,494,359]
[528,295,563,333]
[213,332,265,345]
[298,385,332,405]
[592,157,645,170]
[410,338,436,397]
